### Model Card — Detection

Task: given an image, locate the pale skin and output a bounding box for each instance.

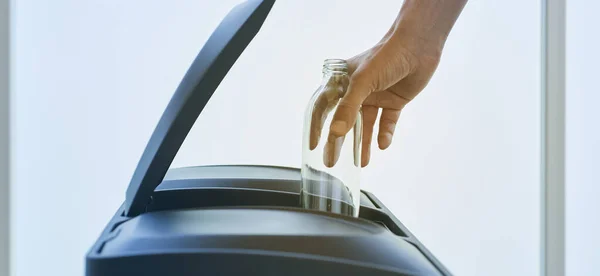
[312,0,469,167]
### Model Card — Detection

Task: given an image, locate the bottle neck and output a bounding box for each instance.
[322,59,349,77]
[323,71,348,79]
[320,59,349,97]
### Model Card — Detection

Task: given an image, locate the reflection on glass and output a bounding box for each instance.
[301,59,362,217]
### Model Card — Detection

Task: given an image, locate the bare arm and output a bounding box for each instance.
[321,0,468,167]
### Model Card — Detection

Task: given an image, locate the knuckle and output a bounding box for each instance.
[350,71,378,93]
[380,118,397,130]
[375,97,391,107]
[337,100,357,109]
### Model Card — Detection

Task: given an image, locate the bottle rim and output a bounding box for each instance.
[322,59,348,74]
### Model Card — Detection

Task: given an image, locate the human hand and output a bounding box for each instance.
[330,29,444,167]
[310,0,468,167]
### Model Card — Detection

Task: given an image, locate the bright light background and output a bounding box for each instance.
[11,0,543,276]
[565,0,600,275]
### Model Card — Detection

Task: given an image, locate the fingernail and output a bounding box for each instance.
[361,146,370,167]
[360,156,368,167]
[324,136,344,168]
[379,133,393,149]
[324,143,334,168]
[310,129,321,150]
[331,121,347,136]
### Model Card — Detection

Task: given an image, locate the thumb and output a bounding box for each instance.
[329,72,373,137]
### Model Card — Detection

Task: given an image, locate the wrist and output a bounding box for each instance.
[392,0,467,50]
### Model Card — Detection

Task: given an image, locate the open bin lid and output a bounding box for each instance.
[87,2,453,275]
[123,0,276,217]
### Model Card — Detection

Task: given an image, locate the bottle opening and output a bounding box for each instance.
[323,59,348,74]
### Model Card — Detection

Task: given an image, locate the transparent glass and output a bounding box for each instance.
[301,59,363,217]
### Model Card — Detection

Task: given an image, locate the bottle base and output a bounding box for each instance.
[300,190,356,217]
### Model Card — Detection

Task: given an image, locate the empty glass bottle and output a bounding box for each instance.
[301,59,363,217]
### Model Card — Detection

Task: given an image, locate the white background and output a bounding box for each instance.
[565,0,600,274]
[11,0,544,276]
[1,0,10,274]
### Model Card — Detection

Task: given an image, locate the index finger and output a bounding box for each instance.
[309,78,343,150]
[328,73,373,138]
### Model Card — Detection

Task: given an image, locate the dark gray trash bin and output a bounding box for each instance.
[85,1,452,275]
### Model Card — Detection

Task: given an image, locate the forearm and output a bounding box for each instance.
[391,0,468,49]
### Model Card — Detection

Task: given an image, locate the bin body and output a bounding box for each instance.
[85,1,452,275]
[86,166,450,276]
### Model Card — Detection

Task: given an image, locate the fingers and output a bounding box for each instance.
[353,110,363,167]
[323,76,371,168]
[360,106,379,167]
[309,92,329,150]
[329,73,373,138]
[323,135,345,168]
[309,83,340,150]
[378,108,402,150]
